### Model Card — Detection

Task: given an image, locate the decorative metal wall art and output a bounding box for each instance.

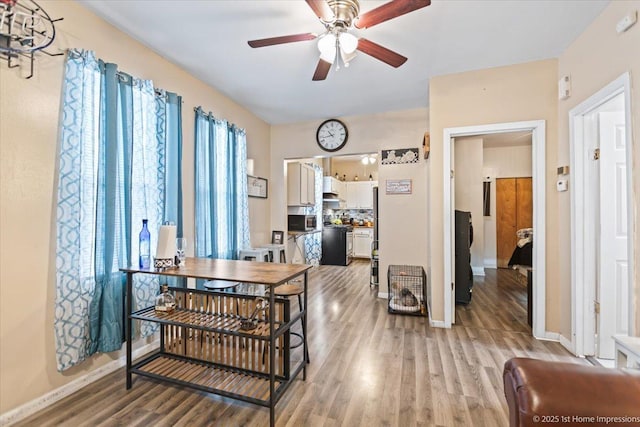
[381,147,420,165]
[0,0,64,79]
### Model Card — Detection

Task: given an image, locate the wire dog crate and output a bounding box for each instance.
[388,265,427,316]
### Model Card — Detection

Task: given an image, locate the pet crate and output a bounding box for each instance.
[388,265,427,316]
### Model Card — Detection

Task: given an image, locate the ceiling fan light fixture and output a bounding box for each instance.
[361,155,376,165]
[317,33,337,63]
[340,48,356,67]
[338,32,358,54]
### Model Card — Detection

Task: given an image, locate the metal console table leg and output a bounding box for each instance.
[126,272,133,389]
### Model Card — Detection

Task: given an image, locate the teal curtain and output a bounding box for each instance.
[55,49,183,371]
[194,107,250,260]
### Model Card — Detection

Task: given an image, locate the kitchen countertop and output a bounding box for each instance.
[287,229,322,237]
[326,224,374,228]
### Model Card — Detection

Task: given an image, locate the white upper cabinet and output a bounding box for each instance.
[345,181,377,209]
[288,163,316,206]
[322,176,346,207]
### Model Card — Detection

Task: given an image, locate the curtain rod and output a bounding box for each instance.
[194,106,245,133]
[67,49,182,102]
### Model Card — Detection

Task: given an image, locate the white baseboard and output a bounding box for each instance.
[428,309,448,328]
[484,261,497,269]
[429,317,448,328]
[0,341,159,427]
[535,331,560,342]
[472,266,485,276]
[377,292,388,299]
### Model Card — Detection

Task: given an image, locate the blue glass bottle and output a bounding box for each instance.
[139,219,151,269]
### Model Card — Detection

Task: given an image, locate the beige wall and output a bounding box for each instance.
[271,108,429,297]
[0,0,270,413]
[558,0,640,337]
[453,137,484,270]
[429,59,559,326]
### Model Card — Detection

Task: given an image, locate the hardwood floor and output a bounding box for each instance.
[15,262,582,427]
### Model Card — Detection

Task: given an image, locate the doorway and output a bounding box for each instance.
[443,120,547,339]
[570,73,633,359]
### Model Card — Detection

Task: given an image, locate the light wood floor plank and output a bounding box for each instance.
[14,264,582,427]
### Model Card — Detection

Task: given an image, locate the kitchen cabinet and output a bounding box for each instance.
[345,181,377,209]
[352,228,373,258]
[323,176,339,195]
[322,176,346,207]
[288,162,316,206]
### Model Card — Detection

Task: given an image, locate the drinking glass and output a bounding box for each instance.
[176,238,187,267]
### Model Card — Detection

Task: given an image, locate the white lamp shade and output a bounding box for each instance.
[318,34,337,63]
[339,32,358,54]
[340,48,357,66]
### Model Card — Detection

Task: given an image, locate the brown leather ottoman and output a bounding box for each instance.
[503,357,640,427]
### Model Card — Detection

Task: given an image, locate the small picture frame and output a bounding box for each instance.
[271,230,284,245]
[248,175,268,198]
[386,179,413,194]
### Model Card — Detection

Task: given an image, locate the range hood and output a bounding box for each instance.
[323,193,340,202]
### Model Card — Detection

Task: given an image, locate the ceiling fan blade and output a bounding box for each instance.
[312,59,332,81]
[248,33,317,48]
[355,0,431,29]
[357,38,407,68]
[305,0,335,22]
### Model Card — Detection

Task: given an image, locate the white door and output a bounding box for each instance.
[596,110,628,358]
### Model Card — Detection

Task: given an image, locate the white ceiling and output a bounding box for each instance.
[80,0,609,125]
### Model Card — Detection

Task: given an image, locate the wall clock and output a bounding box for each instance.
[316,119,348,152]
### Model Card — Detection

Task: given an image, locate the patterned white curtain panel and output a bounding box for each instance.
[54,49,182,371]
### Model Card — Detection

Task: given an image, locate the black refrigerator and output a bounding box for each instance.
[454,210,473,304]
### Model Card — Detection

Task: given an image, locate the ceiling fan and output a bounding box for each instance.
[247,0,431,81]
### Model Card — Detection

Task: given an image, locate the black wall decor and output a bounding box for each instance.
[381,148,420,165]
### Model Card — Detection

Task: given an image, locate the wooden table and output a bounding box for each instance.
[120,258,312,427]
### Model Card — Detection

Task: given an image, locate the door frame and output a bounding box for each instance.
[569,72,634,357]
[443,120,547,338]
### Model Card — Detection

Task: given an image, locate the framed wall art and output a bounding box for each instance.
[248,175,268,198]
[386,179,412,194]
[271,230,284,245]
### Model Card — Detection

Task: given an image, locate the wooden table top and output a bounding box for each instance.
[121,257,311,286]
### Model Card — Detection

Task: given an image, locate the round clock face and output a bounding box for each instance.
[316,119,348,152]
